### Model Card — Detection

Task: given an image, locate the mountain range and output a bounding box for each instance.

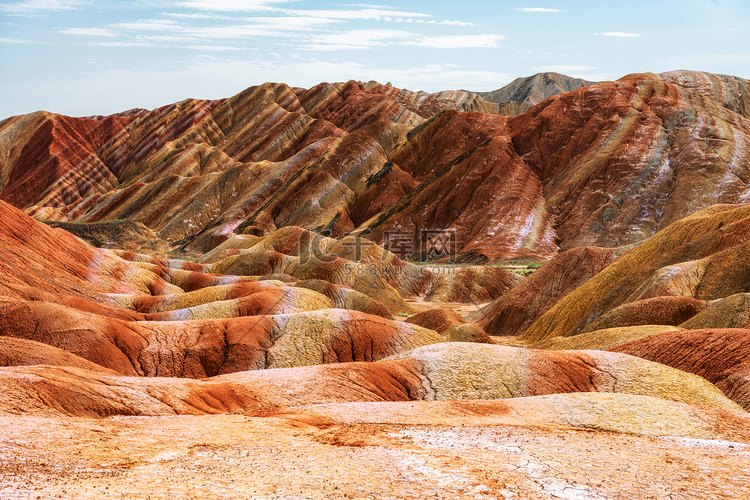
[2,70,749,264]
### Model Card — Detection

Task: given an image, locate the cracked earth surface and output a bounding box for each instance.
[1,414,749,499]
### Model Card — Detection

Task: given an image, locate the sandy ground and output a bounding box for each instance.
[2,412,749,499]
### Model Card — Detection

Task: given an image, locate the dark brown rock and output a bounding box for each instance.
[579,296,707,333]
[405,308,465,333]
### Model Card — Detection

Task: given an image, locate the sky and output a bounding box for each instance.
[1,0,748,118]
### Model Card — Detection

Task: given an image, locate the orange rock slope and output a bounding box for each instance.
[1,197,748,419]
[1,200,478,378]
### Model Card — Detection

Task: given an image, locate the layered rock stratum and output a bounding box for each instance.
[2,70,750,498]
[2,70,749,262]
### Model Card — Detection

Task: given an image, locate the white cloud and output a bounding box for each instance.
[92,41,154,47]
[0,36,41,43]
[515,8,561,13]
[110,16,341,43]
[169,4,472,27]
[110,19,183,31]
[184,23,320,40]
[185,44,244,51]
[164,12,233,20]
[56,27,115,36]
[343,3,393,7]
[597,32,641,37]
[408,34,504,49]
[239,16,340,28]
[175,0,295,11]
[427,20,474,26]
[0,0,84,14]
[302,44,372,51]
[281,8,432,20]
[301,30,502,51]
[302,29,412,50]
[139,34,194,42]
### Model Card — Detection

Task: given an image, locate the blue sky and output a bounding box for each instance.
[1,0,748,118]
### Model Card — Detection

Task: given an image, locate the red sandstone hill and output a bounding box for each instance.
[0,199,521,377]
[2,71,749,262]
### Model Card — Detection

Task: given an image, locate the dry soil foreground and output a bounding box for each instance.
[2,409,749,500]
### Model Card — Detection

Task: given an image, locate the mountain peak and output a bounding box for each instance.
[476,72,596,114]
